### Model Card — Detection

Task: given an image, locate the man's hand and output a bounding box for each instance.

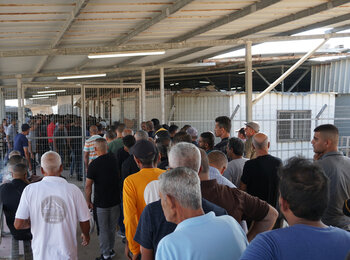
[81,233,90,246]
[125,242,132,260]
[87,201,93,209]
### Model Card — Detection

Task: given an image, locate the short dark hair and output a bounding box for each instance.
[200,132,214,150]
[151,118,160,127]
[314,124,339,144]
[117,123,126,133]
[228,137,244,156]
[279,157,329,221]
[106,130,116,140]
[169,125,179,134]
[215,116,231,133]
[123,135,136,149]
[238,127,246,138]
[172,132,192,144]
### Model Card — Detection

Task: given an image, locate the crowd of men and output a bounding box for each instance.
[0,115,349,260]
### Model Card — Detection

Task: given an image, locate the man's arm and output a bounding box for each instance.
[79,220,90,246]
[23,147,32,171]
[84,151,89,172]
[14,218,30,230]
[141,247,154,260]
[239,182,247,191]
[247,205,278,242]
[85,178,94,209]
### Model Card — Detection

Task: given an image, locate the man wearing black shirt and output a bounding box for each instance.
[85,138,120,260]
[213,116,231,155]
[69,119,82,180]
[0,163,32,259]
[240,133,282,208]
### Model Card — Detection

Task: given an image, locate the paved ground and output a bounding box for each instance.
[0,169,126,260]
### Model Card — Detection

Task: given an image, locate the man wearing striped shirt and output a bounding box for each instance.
[84,125,101,172]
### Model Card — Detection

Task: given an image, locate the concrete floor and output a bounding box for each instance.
[0,169,126,260]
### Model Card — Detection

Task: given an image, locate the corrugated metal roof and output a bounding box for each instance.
[0,0,350,85]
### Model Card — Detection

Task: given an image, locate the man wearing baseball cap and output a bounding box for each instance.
[13,123,32,172]
[244,121,260,159]
[123,140,165,260]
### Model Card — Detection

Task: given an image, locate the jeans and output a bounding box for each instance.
[70,150,82,179]
[11,237,33,260]
[96,205,119,257]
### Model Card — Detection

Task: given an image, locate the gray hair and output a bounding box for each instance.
[41,151,62,173]
[122,128,134,137]
[168,142,200,172]
[135,130,148,141]
[94,138,108,151]
[159,167,202,210]
[252,133,269,150]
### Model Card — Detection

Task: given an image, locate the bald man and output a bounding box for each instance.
[240,133,282,208]
[14,151,90,260]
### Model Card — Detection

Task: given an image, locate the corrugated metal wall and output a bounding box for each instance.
[311,58,350,93]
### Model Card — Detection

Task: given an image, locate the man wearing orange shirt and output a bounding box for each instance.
[123,140,165,260]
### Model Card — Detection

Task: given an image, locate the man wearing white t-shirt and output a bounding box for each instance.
[14,151,91,260]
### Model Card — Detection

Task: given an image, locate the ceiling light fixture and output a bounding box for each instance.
[29,96,50,100]
[199,81,210,84]
[32,94,56,97]
[238,70,254,75]
[88,50,166,59]
[57,74,106,80]
[37,90,66,94]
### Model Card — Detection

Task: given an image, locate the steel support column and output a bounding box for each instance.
[245,41,253,123]
[141,69,146,122]
[0,88,5,121]
[160,68,165,124]
[16,75,24,126]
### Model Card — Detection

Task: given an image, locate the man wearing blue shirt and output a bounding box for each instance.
[240,157,350,260]
[13,123,31,172]
[156,167,248,260]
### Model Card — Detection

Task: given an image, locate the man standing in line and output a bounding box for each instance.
[123,140,165,259]
[156,167,248,260]
[244,121,260,159]
[240,133,282,208]
[224,137,248,187]
[0,163,32,259]
[213,116,231,155]
[85,138,120,260]
[198,132,215,154]
[15,151,90,260]
[84,125,101,172]
[6,118,17,160]
[312,124,350,231]
[13,123,32,172]
[240,157,350,260]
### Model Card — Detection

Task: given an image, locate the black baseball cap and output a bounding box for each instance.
[130,139,157,159]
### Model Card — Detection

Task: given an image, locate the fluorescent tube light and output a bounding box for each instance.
[32,94,56,97]
[37,90,66,94]
[186,62,216,67]
[199,81,210,84]
[238,70,254,75]
[29,97,49,100]
[88,50,166,59]
[57,74,106,80]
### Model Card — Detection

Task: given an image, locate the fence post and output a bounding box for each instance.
[141,69,146,122]
[16,74,24,126]
[245,41,253,122]
[0,88,5,121]
[160,67,165,124]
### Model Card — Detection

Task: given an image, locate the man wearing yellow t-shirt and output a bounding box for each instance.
[123,140,165,260]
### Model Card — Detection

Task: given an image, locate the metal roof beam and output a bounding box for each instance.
[117,0,281,66]
[75,0,195,70]
[149,0,350,65]
[1,33,350,58]
[30,0,90,81]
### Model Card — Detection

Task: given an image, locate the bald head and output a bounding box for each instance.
[168,142,201,172]
[89,125,98,135]
[122,128,134,137]
[252,133,269,151]
[208,150,228,174]
[135,130,148,141]
[41,151,62,175]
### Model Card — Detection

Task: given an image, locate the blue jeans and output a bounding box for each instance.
[96,205,119,257]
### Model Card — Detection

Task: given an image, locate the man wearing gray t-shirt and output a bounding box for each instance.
[224,137,248,187]
[312,124,350,231]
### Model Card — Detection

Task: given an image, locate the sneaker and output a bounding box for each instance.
[117,230,125,238]
[109,249,116,258]
[95,255,111,260]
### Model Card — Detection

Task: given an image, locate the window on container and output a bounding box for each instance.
[277,110,311,142]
